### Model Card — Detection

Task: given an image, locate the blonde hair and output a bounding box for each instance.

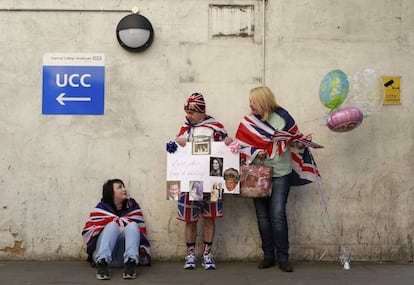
[249,86,281,121]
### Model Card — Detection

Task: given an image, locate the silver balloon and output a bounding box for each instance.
[343,68,385,117]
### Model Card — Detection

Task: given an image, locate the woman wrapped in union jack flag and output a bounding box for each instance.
[175,92,233,270]
[235,86,321,273]
[81,179,151,280]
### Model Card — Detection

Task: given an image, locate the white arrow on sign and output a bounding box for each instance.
[56,93,91,105]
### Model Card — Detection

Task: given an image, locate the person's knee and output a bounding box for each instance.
[105,221,120,231]
[186,221,197,227]
[125,221,139,233]
[271,210,287,224]
[203,218,214,226]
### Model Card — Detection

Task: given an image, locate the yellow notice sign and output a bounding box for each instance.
[382,76,401,105]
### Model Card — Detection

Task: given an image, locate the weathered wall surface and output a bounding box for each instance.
[0,0,412,262]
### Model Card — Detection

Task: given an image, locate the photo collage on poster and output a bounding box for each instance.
[166,139,240,201]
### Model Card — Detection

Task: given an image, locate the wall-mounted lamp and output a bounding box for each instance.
[116,8,154,52]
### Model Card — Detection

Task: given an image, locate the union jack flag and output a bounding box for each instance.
[184,92,205,113]
[177,115,227,142]
[81,198,151,265]
[235,108,322,186]
[177,193,223,222]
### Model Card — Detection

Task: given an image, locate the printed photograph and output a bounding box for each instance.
[166,181,180,201]
[239,165,272,198]
[223,168,240,194]
[210,181,224,202]
[192,140,210,155]
[209,157,223,177]
[189,180,203,201]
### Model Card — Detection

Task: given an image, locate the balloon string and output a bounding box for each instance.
[308,150,351,269]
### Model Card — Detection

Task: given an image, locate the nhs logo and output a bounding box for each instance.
[42,53,105,115]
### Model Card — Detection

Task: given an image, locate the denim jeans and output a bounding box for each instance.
[253,174,290,262]
[93,221,140,267]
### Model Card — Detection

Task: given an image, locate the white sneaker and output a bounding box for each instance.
[201,253,216,270]
[184,253,196,269]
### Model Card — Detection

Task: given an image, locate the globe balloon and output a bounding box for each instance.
[319,70,349,110]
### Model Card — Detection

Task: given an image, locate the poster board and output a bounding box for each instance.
[166,141,240,198]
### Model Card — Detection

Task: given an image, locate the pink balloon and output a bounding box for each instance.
[327,107,364,132]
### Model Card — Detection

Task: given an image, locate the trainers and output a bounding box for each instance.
[184,253,196,269]
[96,259,111,280]
[123,258,137,279]
[201,253,216,270]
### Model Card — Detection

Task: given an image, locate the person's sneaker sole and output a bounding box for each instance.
[96,274,111,280]
[123,273,137,279]
[202,261,216,270]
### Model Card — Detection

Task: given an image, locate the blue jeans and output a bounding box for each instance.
[93,221,140,267]
[253,174,290,262]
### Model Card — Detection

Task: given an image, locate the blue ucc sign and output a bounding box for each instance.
[42,53,105,115]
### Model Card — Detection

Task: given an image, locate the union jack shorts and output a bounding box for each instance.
[177,192,223,222]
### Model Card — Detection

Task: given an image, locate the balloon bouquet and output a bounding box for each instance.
[316,68,385,270]
[319,68,385,132]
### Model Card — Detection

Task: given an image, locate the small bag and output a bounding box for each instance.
[239,162,272,198]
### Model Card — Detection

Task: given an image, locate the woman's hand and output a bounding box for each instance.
[257,150,267,158]
[296,133,312,149]
[304,133,312,141]
[296,142,305,149]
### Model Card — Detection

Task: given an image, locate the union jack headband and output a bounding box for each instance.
[184,92,206,113]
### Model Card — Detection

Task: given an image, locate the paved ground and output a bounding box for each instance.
[0,260,413,285]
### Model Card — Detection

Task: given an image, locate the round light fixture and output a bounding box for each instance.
[116,12,154,52]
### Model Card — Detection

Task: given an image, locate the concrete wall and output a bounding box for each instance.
[0,0,413,262]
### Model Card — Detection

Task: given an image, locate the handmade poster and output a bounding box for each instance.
[167,141,240,195]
